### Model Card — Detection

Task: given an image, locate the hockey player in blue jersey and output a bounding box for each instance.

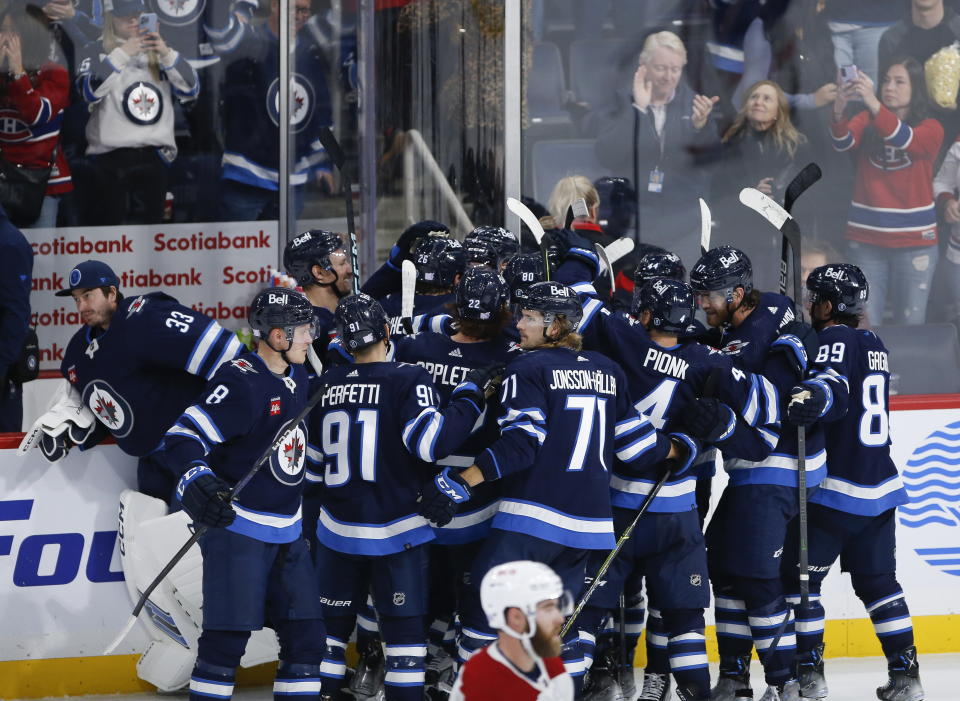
[305,293,502,701]
[686,246,847,701]
[463,225,520,272]
[157,287,325,701]
[782,264,922,701]
[417,281,696,693]
[361,220,450,301]
[32,260,244,500]
[381,235,467,321]
[392,267,521,690]
[283,228,355,372]
[575,278,781,701]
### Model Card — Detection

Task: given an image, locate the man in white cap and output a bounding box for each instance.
[450,560,573,700]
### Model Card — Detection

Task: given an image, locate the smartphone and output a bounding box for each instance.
[840,64,859,85]
[139,12,159,35]
[571,197,589,220]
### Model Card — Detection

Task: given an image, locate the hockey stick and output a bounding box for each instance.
[400,259,417,335]
[318,127,361,295]
[699,198,712,258]
[783,162,821,216]
[595,242,615,294]
[561,370,723,638]
[506,196,551,281]
[103,386,327,655]
[604,236,634,266]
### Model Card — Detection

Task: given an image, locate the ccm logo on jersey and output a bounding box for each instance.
[269,397,281,415]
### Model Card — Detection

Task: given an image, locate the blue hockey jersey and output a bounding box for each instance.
[394,332,521,543]
[474,347,681,550]
[579,308,781,513]
[60,292,244,457]
[160,352,311,544]
[810,325,907,516]
[305,361,482,556]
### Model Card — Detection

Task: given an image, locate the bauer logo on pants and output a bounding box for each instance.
[898,419,960,579]
[269,420,307,485]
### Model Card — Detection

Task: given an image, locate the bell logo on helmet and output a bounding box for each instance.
[292,232,313,247]
[653,279,669,295]
[549,284,568,297]
[824,266,847,281]
[268,293,288,305]
[719,252,739,269]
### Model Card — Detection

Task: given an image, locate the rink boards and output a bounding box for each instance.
[1,396,958,698]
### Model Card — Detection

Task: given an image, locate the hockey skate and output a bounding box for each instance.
[711,654,752,700]
[876,646,924,701]
[796,643,827,699]
[349,644,386,699]
[637,671,671,700]
[424,653,457,701]
[582,665,621,701]
[757,679,799,701]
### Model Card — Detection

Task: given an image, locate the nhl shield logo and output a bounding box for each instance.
[83,381,134,437]
[269,420,307,485]
[690,574,702,587]
[392,591,406,606]
[152,0,206,27]
[123,82,164,126]
[266,75,315,132]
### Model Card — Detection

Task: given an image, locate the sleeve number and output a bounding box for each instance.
[322,409,380,486]
[565,395,608,472]
[416,384,438,407]
[859,373,889,447]
[166,311,195,333]
[206,384,229,404]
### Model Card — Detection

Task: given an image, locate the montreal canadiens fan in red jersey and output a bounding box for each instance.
[451,561,574,701]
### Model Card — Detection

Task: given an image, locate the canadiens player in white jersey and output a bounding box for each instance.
[450,561,574,701]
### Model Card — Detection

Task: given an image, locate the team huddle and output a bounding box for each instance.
[20,220,922,701]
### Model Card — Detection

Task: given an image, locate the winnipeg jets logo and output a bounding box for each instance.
[721,339,749,356]
[123,82,163,125]
[83,381,133,437]
[270,421,307,484]
[266,75,315,132]
[155,0,205,26]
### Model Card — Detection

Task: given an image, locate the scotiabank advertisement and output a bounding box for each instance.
[27,222,280,370]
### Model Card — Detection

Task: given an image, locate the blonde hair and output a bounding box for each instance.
[547,176,599,227]
[639,31,687,66]
[103,11,160,80]
[722,80,805,158]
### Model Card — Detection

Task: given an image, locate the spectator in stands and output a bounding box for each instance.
[207,0,334,222]
[0,204,32,433]
[879,0,960,141]
[595,30,718,269]
[825,0,905,85]
[832,57,943,325]
[74,0,199,225]
[0,3,73,228]
[933,131,960,324]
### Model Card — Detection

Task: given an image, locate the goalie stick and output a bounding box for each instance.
[103,386,327,655]
[318,127,360,295]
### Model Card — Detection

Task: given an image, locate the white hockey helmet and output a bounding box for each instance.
[480,560,571,641]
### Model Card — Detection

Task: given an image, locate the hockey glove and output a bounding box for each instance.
[681,397,736,444]
[418,467,472,526]
[546,229,601,279]
[177,464,236,528]
[667,432,700,477]
[787,381,831,427]
[453,363,506,409]
[389,220,450,268]
[772,320,820,379]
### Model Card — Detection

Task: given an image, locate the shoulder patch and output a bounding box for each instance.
[231,358,258,373]
[126,296,148,317]
[721,339,750,355]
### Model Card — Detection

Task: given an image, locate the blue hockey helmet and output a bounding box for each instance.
[456,266,509,321]
[465,225,519,266]
[806,263,869,317]
[464,238,499,270]
[412,237,467,289]
[634,250,686,286]
[689,246,753,299]
[283,229,345,286]
[502,253,546,306]
[633,278,695,333]
[248,287,316,343]
[335,293,390,352]
[522,281,584,331]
